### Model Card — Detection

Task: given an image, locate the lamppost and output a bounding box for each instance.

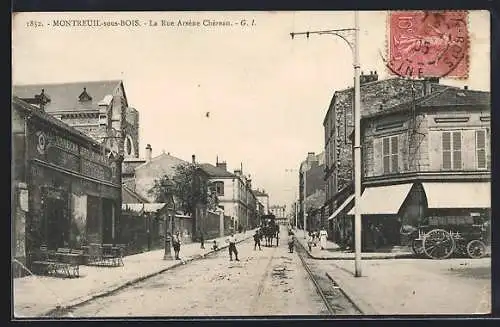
[290,11,362,277]
[163,179,175,260]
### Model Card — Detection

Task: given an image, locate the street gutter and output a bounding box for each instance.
[42,235,253,317]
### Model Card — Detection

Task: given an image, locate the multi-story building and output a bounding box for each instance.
[12,97,122,276]
[269,205,289,225]
[199,160,258,230]
[323,73,447,238]
[298,152,326,230]
[253,189,270,215]
[330,85,490,248]
[269,204,286,218]
[13,80,140,159]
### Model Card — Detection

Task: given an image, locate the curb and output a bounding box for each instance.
[296,239,414,260]
[324,271,378,315]
[42,235,253,317]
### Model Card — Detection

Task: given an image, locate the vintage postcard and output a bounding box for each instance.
[11,10,491,318]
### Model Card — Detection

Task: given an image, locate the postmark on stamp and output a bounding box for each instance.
[387,11,469,79]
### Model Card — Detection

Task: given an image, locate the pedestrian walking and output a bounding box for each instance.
[225,232,240,261]
[319,229,328,250]
[172,231,181,260]
[212,240,219,251]
[288,232,295,253]
[307,232,314,252]
[253,230,261,250]
[199,230,205,249]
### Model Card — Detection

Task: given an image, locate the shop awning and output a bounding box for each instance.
[328,194,355,221]
[422,182,490,209]
[347,183,413,215]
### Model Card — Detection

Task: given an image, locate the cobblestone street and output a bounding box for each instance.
[65,232,328,317]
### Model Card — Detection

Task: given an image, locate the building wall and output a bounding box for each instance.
[363,108,491,178]
[13,106,122,271]
[323,78,448,213]
[256,195,269,214]
[134,155,186,201]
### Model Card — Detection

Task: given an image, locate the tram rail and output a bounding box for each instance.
[295,238,363,315]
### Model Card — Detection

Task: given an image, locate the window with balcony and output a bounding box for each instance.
[442,131,462,170]
[476,130,488,169]
[382,135,399,174]
[214,181,224,196]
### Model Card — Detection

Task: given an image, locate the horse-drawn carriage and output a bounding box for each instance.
[260,214,279,247]
[402,215,489,260]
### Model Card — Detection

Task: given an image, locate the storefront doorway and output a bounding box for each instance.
[43,192,69,250]
[102,199,114,244]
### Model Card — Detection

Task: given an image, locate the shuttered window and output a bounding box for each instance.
[391,136,399,173]
[442,131,462,170]
[383,137,390,174]
[476,130,487,169]
[382,135,399,174]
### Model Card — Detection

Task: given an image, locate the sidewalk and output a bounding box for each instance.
[13,230,255,318]
[293,230,414,260]
[324,257,491,315]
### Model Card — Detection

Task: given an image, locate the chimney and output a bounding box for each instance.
[216,161,227,171]
[192,154,196,164]
[145,144,152,162]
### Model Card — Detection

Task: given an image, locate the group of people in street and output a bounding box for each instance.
[307,229,328,251]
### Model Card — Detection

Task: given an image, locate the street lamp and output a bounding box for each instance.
[290,11,362,277]
[163,179,175,260]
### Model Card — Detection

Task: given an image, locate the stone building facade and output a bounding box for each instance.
[13,80,139,160]
[12,97,122,275]
[323,74,445,221]
[330,86,490,249]
[298,152,326,230]
[199,160,258,230]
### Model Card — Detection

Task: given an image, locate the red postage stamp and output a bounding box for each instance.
[387,11,469,79]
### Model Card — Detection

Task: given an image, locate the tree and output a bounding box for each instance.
[148,162,219,215]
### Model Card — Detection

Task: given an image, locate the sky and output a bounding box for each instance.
[12,11,490,212]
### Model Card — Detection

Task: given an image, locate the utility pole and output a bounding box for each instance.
[303,169,307,239]
[290,11,362,277]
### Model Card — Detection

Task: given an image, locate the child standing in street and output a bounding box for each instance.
[253,230,261,250]
[225,232,240,261]
[288,232,295,253]
[199,230,205,249]
[172,231,181,260]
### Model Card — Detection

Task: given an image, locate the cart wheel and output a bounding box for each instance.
[423,229,455,259]
[411,239,424,257]
[466,240,487,259]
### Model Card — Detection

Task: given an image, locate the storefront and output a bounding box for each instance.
[12,97,122,272]
[341,181,491,251]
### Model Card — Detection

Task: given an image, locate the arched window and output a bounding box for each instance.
[123,134,134,156]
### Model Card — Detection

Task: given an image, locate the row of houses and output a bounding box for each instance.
[12,80,270,275]
[296,72,491,250]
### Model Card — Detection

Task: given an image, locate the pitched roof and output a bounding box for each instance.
[135,152,187,171]
[13,80,123,112]
[12,97,104,149]
[199,163,237,178]
[122,184,150,203]
[362,86,490,120]
[417,87,490,107]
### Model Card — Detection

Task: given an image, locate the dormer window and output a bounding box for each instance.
[78,87,93,102]
[99,114,107,126]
